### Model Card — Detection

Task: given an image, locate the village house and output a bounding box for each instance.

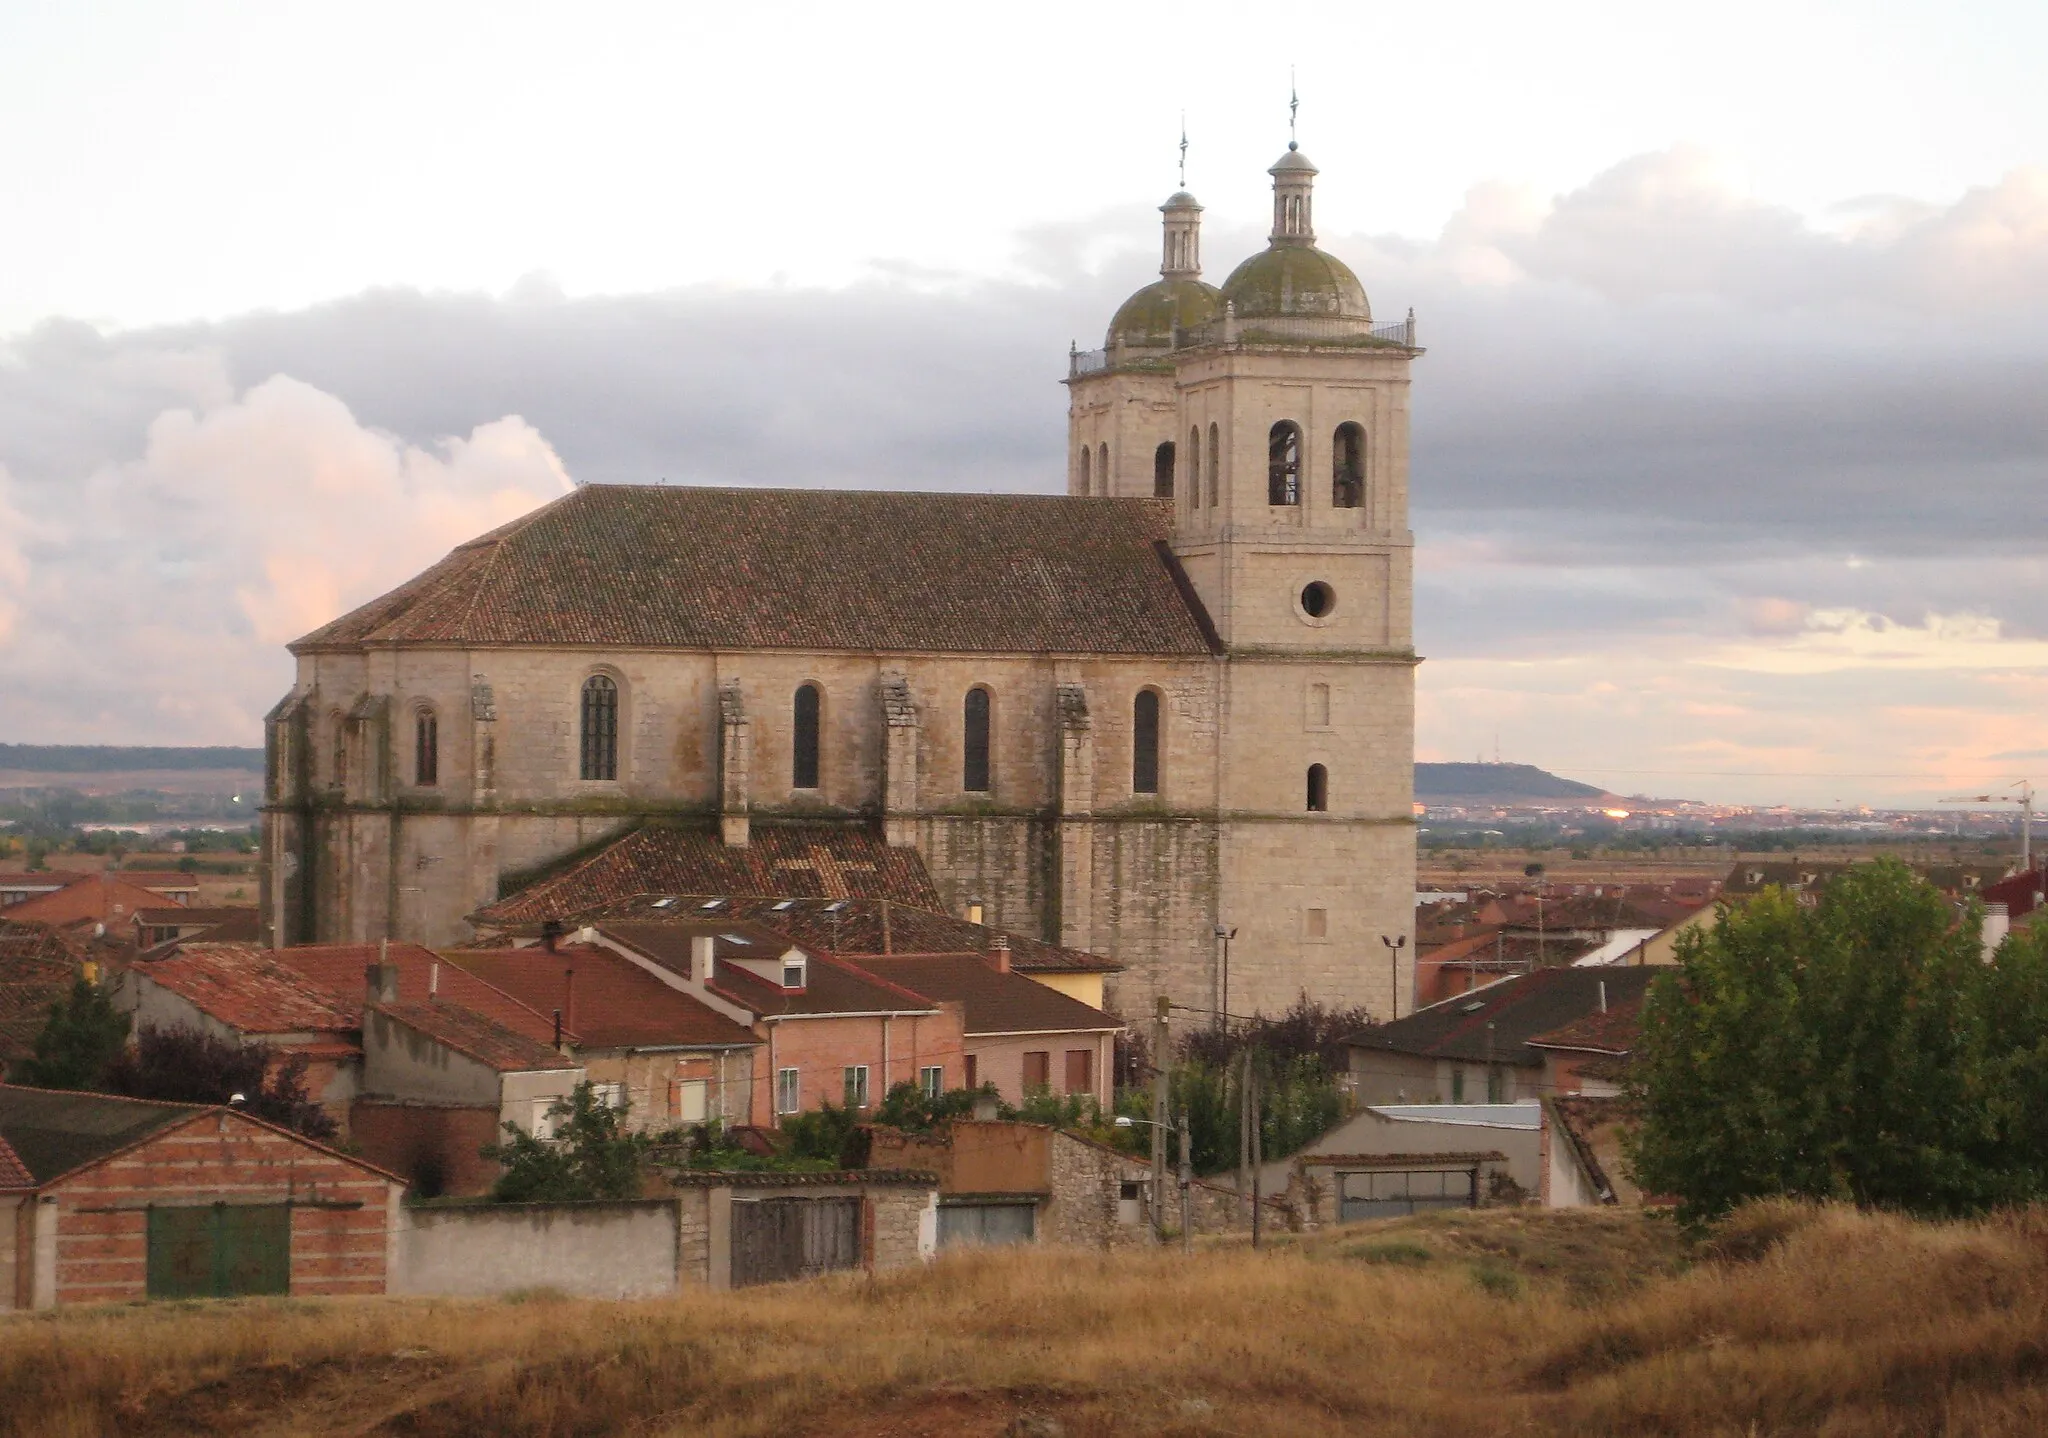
[132,905,261,958]
[0,921,81,1082]
[0,1084,403,1309]
[866,1119,1152,1249]
[0,870,200,912]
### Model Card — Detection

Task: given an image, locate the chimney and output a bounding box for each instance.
[541,919,564,954]
[429,961,440,999]
[691,934,716,985]
[563,969,577,1034]
[1983,902,2010,962]
[1598,980,1607,1014]
[364,959,400,1006]
[989,933,1011,974]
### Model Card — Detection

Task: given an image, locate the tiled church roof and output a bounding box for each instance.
[474,823,946,924]
[293,485,1220,656]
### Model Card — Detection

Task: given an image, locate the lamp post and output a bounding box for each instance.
[1115,1112,1194,1253]
[1213,924,1237,1029]
[1380,934,1408,1020]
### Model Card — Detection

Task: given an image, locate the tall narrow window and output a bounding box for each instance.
[579,676,618,781]
[1207,423,1221,507]
[414,709,439,787]
[1308,683,1331,728]
[330,712,348,790]
[1153,441,1175,499]
[1079,445,1091,493]
[1098,442,1109,495]
[1307,763,1329,812]
[1132,689,1161,795]
[1268,422,1302,506]
[1333,422,1366,509]
[793,683,821,788]
[1187,427,1201,509]
[963,687,992,792]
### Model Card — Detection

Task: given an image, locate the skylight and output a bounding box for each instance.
[771,899,797,911]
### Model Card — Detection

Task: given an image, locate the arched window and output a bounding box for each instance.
[414,708,439,787]
[1154,441,1175,499]
[1307,763,1329,812]
[1132,690,1161,795]
[1207,423,1221,507]
[1187,427,1201,509]
[1333,422,1365,509]
[579,675,618,781]
[1079,445,1091,494]
[963,687,992,793]
[1268,422,1302,506]
[1098,442,1109,495]
[793,683,821,789]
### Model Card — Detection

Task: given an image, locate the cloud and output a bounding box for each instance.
[4,144,2048,804]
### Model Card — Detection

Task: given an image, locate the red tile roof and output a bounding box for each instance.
[0,922,79,1068]
[293,485,1218,657]
[598,922,940,1019]
[442,947,759,1050]
[1529,992,1646,1056]
[275,942,560,1048]
[856,955,1120,1038]
[1,873,179,927]
[475,823,945,925]
[0,1131,32,1189]
[135,944,355,1036]
[369,1002,577,1074]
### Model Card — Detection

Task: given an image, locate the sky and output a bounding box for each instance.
[3,0,2047,809]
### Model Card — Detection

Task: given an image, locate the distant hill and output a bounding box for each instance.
[1415,762,1606,801]
[0,744,264,773]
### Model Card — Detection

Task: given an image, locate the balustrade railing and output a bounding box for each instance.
[1067,309,1418,376]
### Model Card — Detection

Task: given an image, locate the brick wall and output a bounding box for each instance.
[350,1101,501,1198]
[762,1009,966,1125]
[44,1110,397,1304]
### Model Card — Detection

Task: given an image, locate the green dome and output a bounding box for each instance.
[1218,244,1369,321]
[1106,277,1225,348]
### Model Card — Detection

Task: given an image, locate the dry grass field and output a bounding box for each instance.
[5,1202,2048,1437]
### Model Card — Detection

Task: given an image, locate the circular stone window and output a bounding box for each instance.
[1299,581,1336,620]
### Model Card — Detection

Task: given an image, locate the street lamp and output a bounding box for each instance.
[1380,934,1408,1020]
[1115,1112,1195,1251]
[1213,924,1237,1029]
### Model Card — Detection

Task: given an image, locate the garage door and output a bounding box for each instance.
[1336,1169,1476,1223]
[731,1197,862,1288]
[147,1204,291,1299]
[938,1202,1037,1249]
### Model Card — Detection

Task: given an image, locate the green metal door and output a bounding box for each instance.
[147,1204,291,1299]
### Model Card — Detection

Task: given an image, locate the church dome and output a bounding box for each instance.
[1218,244,1370,321]
[1106,276,1224,349]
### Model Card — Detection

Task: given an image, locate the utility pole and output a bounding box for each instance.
[1380,934,1408,1020]
[1249,1049,1263,1250]
[1213,925,1236,1030]
[1177,1107,1193,1255]
[1151,995,1169,1241]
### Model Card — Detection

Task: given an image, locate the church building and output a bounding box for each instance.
[262,140,1422,1024]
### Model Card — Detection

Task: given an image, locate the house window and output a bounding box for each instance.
[1307,763,1329,812]
[579,675,618,781]
[1022,1051,1051,1093]
[776,1067,801,1116]
[1063,1048,1093,1095]
[414,708,439,787]
[1487,1067,1505,1103]
[964,1054,979,1089]
[782,959,806,989]
[792,683,822,789]
[920,1065,944,1100]
[674,1079,709,1124]
[1132,689,1161,795]
[1333,422,1366,508]
[530,1098,561,1139]
[1206,423,1220,507]
[1451,1068,1465,1103]
[1268,422,1302,506]
[591,1082,625,1109]
[844,1065,870,1109]
[963,687,992,793]
[1306,907,1328,939]
[1153,440,1175,499]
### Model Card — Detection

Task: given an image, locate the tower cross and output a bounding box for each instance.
[1289,71,1299,146]
[1179,115,1188,189]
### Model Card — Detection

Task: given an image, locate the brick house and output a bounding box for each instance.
[0,1084,403,1308]
[593,921,964,1125]
[443,943,760,1130]
[867,1120,1153,1249]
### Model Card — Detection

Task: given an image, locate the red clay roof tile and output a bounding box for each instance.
[442,946,759,1050]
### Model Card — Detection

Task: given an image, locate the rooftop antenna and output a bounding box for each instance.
[1178,113,1188,189]
[1288,69,1299,149]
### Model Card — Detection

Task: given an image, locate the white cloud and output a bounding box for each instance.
[1698,610,2048,676]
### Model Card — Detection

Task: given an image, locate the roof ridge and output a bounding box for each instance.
[427,947,578,1041]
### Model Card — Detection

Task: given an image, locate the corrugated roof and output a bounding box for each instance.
[1346,967,1657,1069]
[0,1084,195,1184]
[294,485,1217,657]
[443,947,760,1050]
[475,823,945,925]
[856,955,1119,1038]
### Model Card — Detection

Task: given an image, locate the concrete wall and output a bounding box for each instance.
[2,1193,25,1310]
[393,1198,681,1299]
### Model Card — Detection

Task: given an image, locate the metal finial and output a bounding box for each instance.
[1289,69,1299,148]
[1179,114,1188,189]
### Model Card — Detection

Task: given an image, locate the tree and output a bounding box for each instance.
[103,1027,339,1142]
[1627,860,2015,1224]
[1171,997,1363,1177]
[484,1082,648,1202]
[16,978,130,1089]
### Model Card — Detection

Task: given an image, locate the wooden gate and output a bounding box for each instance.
[146,1203,291,1299]
[730,1197,861,1288]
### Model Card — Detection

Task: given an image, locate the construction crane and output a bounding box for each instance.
[1940,780,2036,870]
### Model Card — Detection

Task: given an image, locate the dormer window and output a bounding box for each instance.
[782,959,807,989]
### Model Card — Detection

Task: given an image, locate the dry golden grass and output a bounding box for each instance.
[4,1203,2048,1436]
